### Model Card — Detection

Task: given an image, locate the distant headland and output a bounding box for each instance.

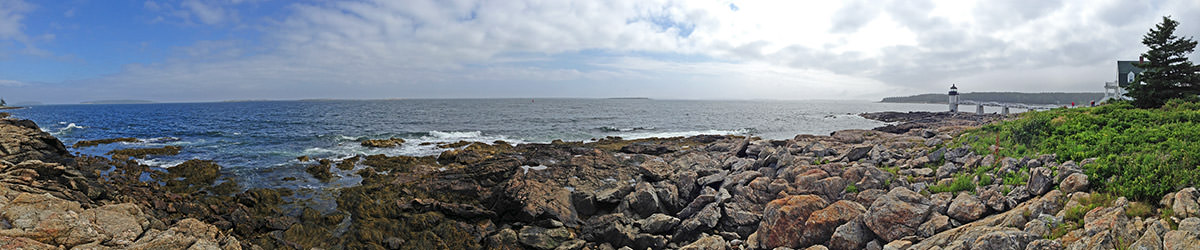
[881,92,1104,105]
[80,99,156,104]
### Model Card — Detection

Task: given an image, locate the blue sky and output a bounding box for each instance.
[1,0,1198,104]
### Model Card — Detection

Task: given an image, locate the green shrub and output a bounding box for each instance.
[1125,202,1153,218]
[954,101,1200,201]
[929,173,976,193]
[845,183,859,193]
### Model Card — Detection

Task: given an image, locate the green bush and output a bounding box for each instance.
[955,101,1200,201]
[929,173,976,193]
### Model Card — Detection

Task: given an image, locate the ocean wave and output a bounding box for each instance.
[427,130,483,139]
[136,158,187,168]
[141,137,182,143]
[50,123,85,136]
[596,126,656,132]
[612,128,754,140]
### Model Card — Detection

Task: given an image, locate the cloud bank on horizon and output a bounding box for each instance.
[1,0,1198,104]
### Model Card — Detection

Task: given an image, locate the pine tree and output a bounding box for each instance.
[1127,16,1200,108]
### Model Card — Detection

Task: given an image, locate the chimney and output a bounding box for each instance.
[1140,56,1144,63]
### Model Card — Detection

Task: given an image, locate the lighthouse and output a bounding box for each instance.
[948,84,959,112]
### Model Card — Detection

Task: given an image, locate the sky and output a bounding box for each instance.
[1,0,1198,104]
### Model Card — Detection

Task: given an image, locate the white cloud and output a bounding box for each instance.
[18,0,1200,103]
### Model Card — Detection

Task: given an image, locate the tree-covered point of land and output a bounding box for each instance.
[1127,16,1200,108]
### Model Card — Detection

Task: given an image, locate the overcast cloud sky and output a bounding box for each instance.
[1,0,1198,104]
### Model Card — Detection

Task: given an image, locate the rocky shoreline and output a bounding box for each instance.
[2,111,1199,249]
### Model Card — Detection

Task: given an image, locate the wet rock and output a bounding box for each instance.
[1027,167,1054,196]
[1060,173,1089,194]
[947,193,987,222]
[864,187,931,242]
[165,159,222,193]
[518,226,576,250]
[639,213,680,235]
[801,200,866,246]
[360,137,405,148]
[756,194,829,249]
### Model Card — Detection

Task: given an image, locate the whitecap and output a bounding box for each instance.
[136,158,187,168]
[428,130,483,139]
[521,165,548,174]
[612,128,752,140]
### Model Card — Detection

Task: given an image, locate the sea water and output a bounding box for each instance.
[8,99,943,190]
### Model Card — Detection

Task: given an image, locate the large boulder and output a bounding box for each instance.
[947,193,986,222]
[1027,167,1054,195]
[801,200,867,246]
[755,195,830,249]
[1060,173,1089,194]
[1173,188,1200,218]
[639,213,680,235]
[864,187,932,242]
[620,182,661,218]
[0,192,100,247]
[970,230,1040,250]
[828,217,875,250]
[1163,230,1200,250]
[680,234,728,250]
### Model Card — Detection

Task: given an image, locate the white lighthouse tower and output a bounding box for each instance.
[948,84,959,112]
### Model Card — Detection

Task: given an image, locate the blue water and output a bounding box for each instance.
[7,99,943,190]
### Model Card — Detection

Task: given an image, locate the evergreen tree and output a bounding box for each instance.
[1127,16,1200,108]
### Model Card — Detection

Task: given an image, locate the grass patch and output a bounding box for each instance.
[1125,202,1154,218]
[953,101,1200,201]
[929,173,976,193]
[845,183,859,193]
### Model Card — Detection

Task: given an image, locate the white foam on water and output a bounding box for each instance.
[521,165,548,174]
[612,128,752,140]
[428,130,483,139]
[137,158,187,168]
[51,123,86,136]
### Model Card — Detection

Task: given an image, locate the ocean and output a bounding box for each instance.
[7,99,943,190]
